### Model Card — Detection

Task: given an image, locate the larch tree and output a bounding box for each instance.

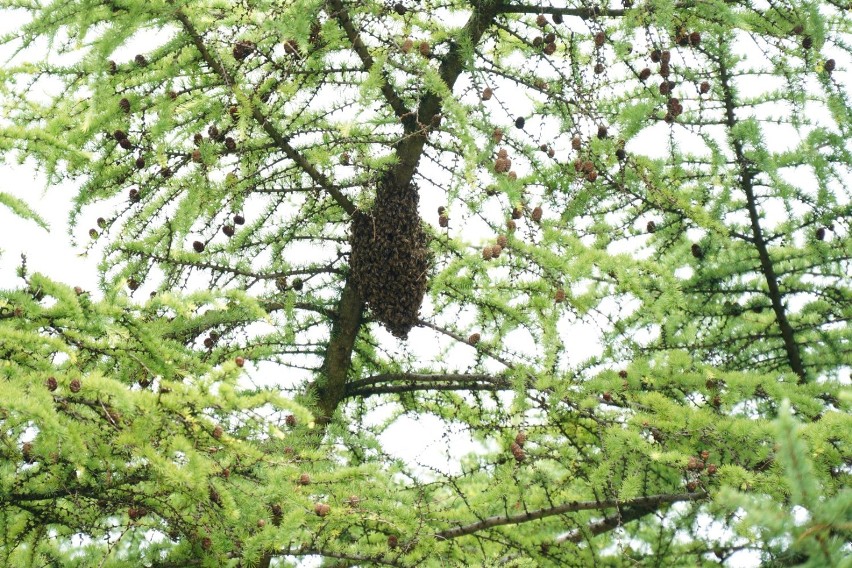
[0,0,850,566]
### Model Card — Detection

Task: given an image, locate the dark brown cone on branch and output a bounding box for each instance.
[510,442,525,462]
[350,179,430,338]
[22,442,34,464]
[232,40,255,61]
[531,206,543,222]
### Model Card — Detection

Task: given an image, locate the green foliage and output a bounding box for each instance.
[0,192,48,233]
[0,0,849,566]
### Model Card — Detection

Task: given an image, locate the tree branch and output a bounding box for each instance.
[496,5,625,18]
[435,492,706,541]
[555,503,659,544]
[345,372,508,391]
[717,44,807,383]
[344,372,512,398]
[392,0,506,187]
[313,278,364,423]
[326,0,411,120]
[170,5,356,215]
[417,318,517,370]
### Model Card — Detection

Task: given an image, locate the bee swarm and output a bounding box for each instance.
[350,178,430,338]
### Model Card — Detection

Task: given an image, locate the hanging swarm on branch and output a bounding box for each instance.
[350,179,430,338]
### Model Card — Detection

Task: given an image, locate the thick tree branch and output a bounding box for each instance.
[313,278,364,423]
[347,382,513,397]
[497,0,736,18]
[345,372,507,391]
[555,504,659,544]
[717,46,807,383]
[497,5,625,18]
[344,373,512,398]
[435,492,706,541]
[393,0,506,187]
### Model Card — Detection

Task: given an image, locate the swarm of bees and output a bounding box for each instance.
[350,178,430,338]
